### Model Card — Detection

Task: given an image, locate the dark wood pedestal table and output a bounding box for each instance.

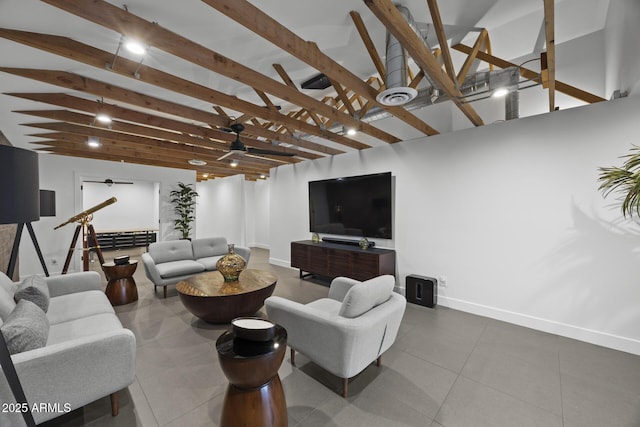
[216,325,288,427]
[102,260,138,306]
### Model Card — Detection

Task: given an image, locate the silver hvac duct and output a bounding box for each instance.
[330,67,520,129]
[376,5,431,106]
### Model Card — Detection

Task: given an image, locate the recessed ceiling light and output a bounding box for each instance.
[87,136,101,148]
[346,128,357,136]
[188,159,207,166]
[202,173,209,178]
[259,174,267,179]
[230,160,239,167]
[124,39,147,55]
[492,88,509,98]
[96,113,112,124]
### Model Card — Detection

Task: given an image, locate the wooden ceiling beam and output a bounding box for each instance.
[15,107,309,163]
[330,79,357,117]
[202,0,439,137]
[349,11,386,82]
[41,0,395,145]
[363,0,484,127]
[31,135,272,174]
[456,29,488,86]
[542,0,556,111]
[38,146,265,180]
[7,92,320,157]
[425,0,457,83]
[452,44,606,104]
[0,29,346,154]
[272,63,325,128]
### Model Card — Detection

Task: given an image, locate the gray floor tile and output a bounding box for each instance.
[461,346,562,415]
[435,376,563,427]
[561,371,640,427]
[559,336,640,395]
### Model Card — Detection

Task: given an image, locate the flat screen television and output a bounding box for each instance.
[308,172,392,239]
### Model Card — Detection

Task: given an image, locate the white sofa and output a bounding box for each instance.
[265,275,406,397]
[141,237,251,298]
[0,270,136,426]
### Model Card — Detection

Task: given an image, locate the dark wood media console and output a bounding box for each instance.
[291,240,396,281]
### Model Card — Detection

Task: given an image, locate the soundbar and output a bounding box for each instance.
[321,237,375,248]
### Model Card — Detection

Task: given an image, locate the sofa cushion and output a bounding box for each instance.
[47,290,115,325]
[148,240,194,264]
[1,299,50,355]
[156,260,205,278]
[196,256,223,271]
[15,275,50,313]
[338,275,395,318]
[47,313,124,346]
[192,237,227,259]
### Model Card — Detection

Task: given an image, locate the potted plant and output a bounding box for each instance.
[169,182,199,239]
[598,145,640,218]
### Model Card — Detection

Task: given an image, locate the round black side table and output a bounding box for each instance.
[216,324,288,427]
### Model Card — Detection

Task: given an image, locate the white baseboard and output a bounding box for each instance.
[437,295,640,356]
[269,257,291,269]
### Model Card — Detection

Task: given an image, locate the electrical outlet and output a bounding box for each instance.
[438,275,447,287]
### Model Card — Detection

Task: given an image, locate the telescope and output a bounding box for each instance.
[56,197,117,273]
[54,197,117,230]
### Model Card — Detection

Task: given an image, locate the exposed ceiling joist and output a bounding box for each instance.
[201,0,440,137]
[349,11,387,82]
[452,44,606,104]
[42,0,400,145]
[542,0,556,111]
[425,0,457,83]
[0,28,348,153]
[363,0,484,127]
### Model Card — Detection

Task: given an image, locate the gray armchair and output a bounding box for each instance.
[265,275,405,397]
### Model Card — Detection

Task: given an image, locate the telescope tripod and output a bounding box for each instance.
[62,219,105,274]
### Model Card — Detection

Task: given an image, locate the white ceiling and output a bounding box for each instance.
[0,0,611,154]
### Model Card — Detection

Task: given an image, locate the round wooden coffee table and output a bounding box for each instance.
[176,269,277,323]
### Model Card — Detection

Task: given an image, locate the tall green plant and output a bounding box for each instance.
[598,145,640,218]
[169,182,199,239]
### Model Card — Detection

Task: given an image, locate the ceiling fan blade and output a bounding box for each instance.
[246,148,295,157]
[217,151,235,161]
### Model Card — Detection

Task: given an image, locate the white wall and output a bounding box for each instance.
[82,180,158,232]
[19,155,194,276]
[605,0,640,96]
[195,174,246,247]
[267,96,640,355]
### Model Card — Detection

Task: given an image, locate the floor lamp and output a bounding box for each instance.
[0,145,39,427]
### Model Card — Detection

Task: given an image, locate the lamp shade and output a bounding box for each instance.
[0,145,40,224]
[39,190,56,217]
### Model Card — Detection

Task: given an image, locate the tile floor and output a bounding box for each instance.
[41,247,640,427]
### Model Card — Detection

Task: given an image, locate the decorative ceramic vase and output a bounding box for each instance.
[311,232,320,243]
[216,244,246,282]
[358,237,369,250]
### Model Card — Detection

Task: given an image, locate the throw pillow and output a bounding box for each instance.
[0,282,16,321]
[338,275,395,318]
[14,275,50,313]
[1,299,50,355]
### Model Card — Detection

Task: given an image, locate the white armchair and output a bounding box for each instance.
[265,275,405,397]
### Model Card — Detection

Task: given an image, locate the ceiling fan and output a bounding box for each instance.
[217,123,296,161]
[83,178,134,186]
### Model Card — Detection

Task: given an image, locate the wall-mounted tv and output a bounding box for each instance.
[309,172,392,239]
